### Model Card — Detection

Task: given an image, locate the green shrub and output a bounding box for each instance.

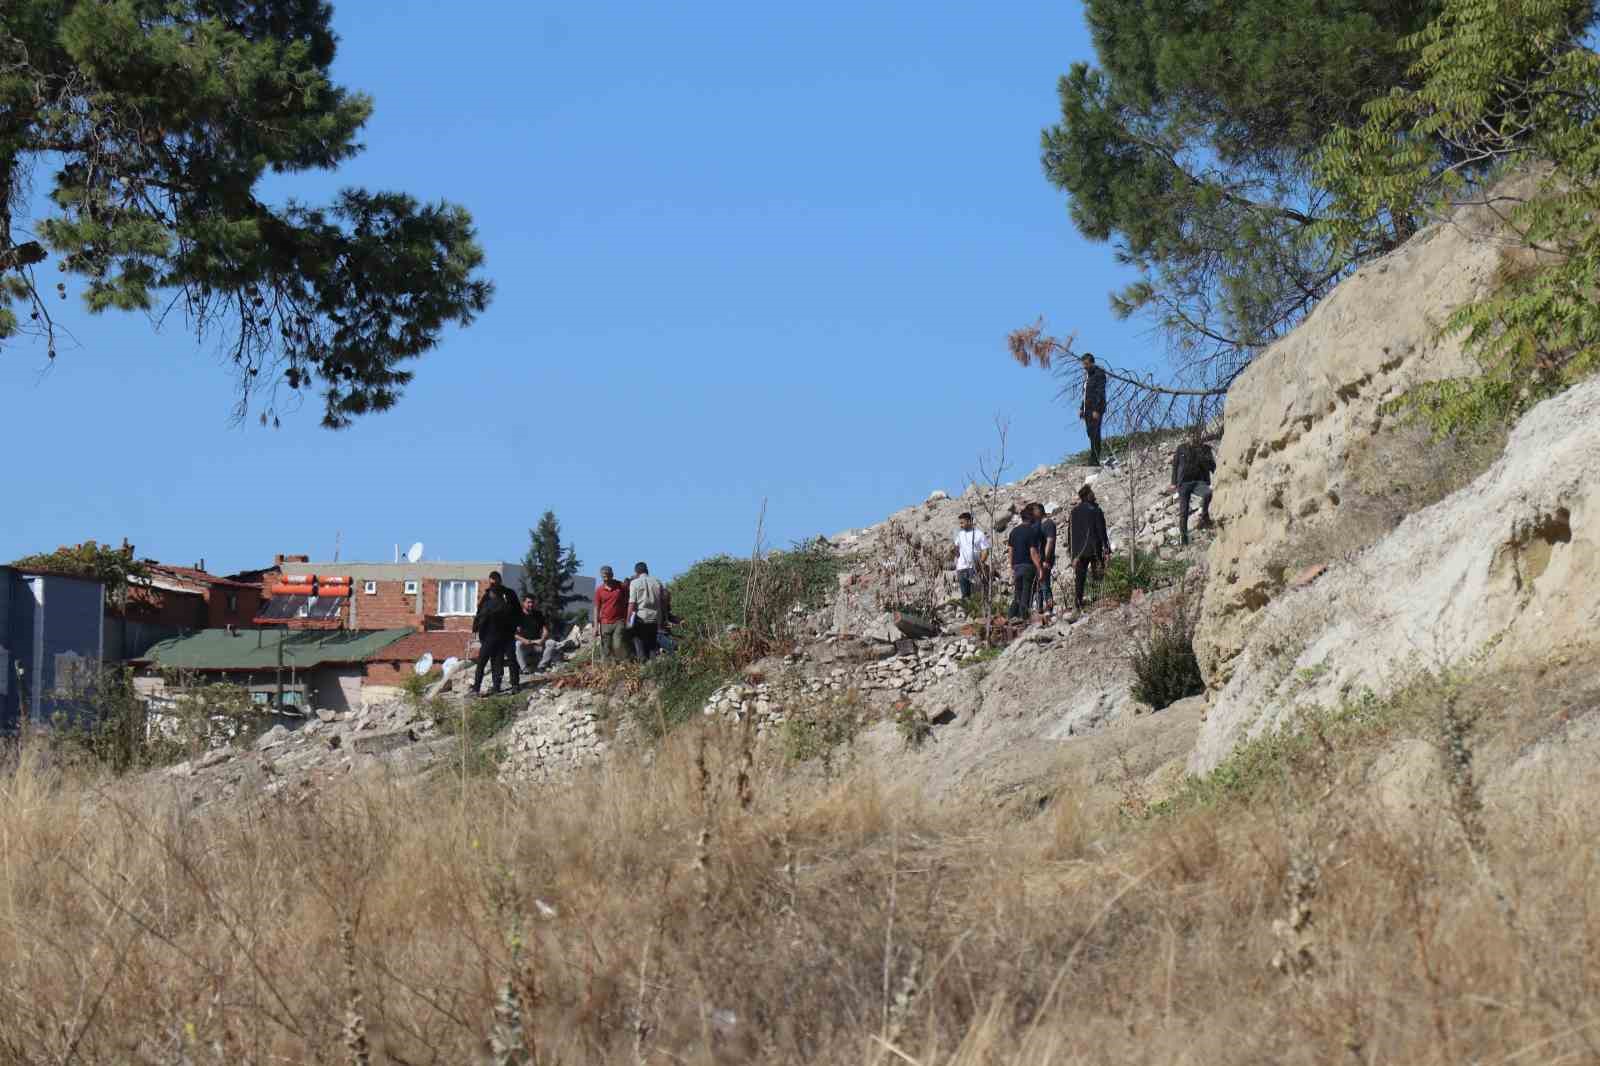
[638,643,737,738]
[781,696,865,765]
[1098,550,1189,604]
[670,538,846,641]
[1129,597,1205,710]
[892,702,933,749]
[429,693,522,774]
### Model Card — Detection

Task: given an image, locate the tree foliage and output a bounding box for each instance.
[1040,0,1438,397]
[10,539,148,604]
[520,511,584,622]
[1317,0,1600,426]
[0,0,492,427]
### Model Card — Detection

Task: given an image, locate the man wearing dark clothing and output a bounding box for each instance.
[513,594,562,675]
[1079,352,1108,466]
[1169,434,1217,545]
[1007,510,1045,621]
[472,571,521,695]
[1066,485,1112,611]
[1032,503,1057,614]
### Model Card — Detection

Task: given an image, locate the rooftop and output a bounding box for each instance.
[139,628,413,672]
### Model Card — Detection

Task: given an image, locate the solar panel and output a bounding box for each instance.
[255,594,346,623]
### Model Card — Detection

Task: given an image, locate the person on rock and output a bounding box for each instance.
[1169,428,1217,545]
[593,566,630,662]
[953,511,991,603]
[1007,505,1045,621]
[1032,502,1058,616]
[513,594,563,676]
[1066,485,1112,614]
[1079,352,1109,466]
[627,561,666,661]
[471,570,522,695]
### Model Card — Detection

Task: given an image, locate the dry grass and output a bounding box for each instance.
[5,671,1600,1065]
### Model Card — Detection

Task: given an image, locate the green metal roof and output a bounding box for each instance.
[141,628,414,672]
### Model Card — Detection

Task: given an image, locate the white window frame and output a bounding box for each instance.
[403,579,419,595]
[364,580,378,595]
[437,579,478,616]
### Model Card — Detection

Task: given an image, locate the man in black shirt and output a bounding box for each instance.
[1031,502,1058,615]
[513,594,561,676]
[1066,485,1112,612]
[1007,507,1045,621]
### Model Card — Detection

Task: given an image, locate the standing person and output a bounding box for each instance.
[593,566,630,662]
[1032,503,1058,616]
[1169,428,1217,545]
[1007,507,1045,621]
[1066,485,1112,613]
[952,512,991,603]
[627,562,665,660]
[513,594,563,675]
[471,571,521,695]
[1079,352,1108,466]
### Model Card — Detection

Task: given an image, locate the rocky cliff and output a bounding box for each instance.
[1189,180,1599,773]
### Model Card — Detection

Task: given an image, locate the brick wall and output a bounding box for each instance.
[206,586,263,629]
[349,578,480,632]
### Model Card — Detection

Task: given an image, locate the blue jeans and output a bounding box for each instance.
[1009,564,1036,620]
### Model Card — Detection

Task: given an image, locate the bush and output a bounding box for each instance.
[638,642,739,738]
[1098,549,1189,604]
[780,694,866,765]
[50,668,264,772]
[1129,596,1204,710]
[428,693,522,775]
[670,538,845,642]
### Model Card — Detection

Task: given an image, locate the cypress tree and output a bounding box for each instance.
[520,512,584,624]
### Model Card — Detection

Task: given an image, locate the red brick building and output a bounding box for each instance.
[281,561,536,632]
[123,561,263,630]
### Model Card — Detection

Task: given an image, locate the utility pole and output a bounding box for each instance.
[275,631,284,711]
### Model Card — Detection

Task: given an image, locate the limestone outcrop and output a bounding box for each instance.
[1190,373,1600,774]
[1194,191,1528,692]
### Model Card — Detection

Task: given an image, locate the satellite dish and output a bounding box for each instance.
[440,656,460,680]
[414,652,434,676]
[406,542,424,564]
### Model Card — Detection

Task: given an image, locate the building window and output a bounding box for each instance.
[403,580,419,595]
[437,579,478,616]
[226,591,238,613]
[364,581,377,595]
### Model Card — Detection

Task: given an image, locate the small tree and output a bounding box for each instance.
[520,511,584,622]
[11,540,147,609]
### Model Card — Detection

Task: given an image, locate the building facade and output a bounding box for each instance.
[0,566,106,730]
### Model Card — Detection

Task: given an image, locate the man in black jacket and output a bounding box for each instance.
[1066,485,1111,612]
[1079,352,1108,466]
[471,571,522,695]
[1169,430,1217,545]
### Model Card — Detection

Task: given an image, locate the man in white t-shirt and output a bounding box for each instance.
[952,512,991,602]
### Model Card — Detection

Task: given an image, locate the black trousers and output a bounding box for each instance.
[1083,410,1104,463]
[473,632,514,692]
[631,621,660,661]
[1009,564,1036,620]
[1073,557,1103,610]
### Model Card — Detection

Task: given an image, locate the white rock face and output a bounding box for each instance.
[1190,376,1600,774]
[1194,190,1528,691]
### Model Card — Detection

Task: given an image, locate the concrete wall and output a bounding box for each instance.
[1,570,105,731]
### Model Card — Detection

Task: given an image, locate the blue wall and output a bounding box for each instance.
[0,567,105,731]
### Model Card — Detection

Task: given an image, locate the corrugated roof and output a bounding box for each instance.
[295,561,523,581]
[141,628,413,671]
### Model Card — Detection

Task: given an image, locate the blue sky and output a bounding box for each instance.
[2,1,1159,581]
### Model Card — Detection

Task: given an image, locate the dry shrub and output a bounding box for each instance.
[4,659,1600,1064]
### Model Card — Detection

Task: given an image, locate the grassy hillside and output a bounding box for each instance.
[5,650,1599,1063]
